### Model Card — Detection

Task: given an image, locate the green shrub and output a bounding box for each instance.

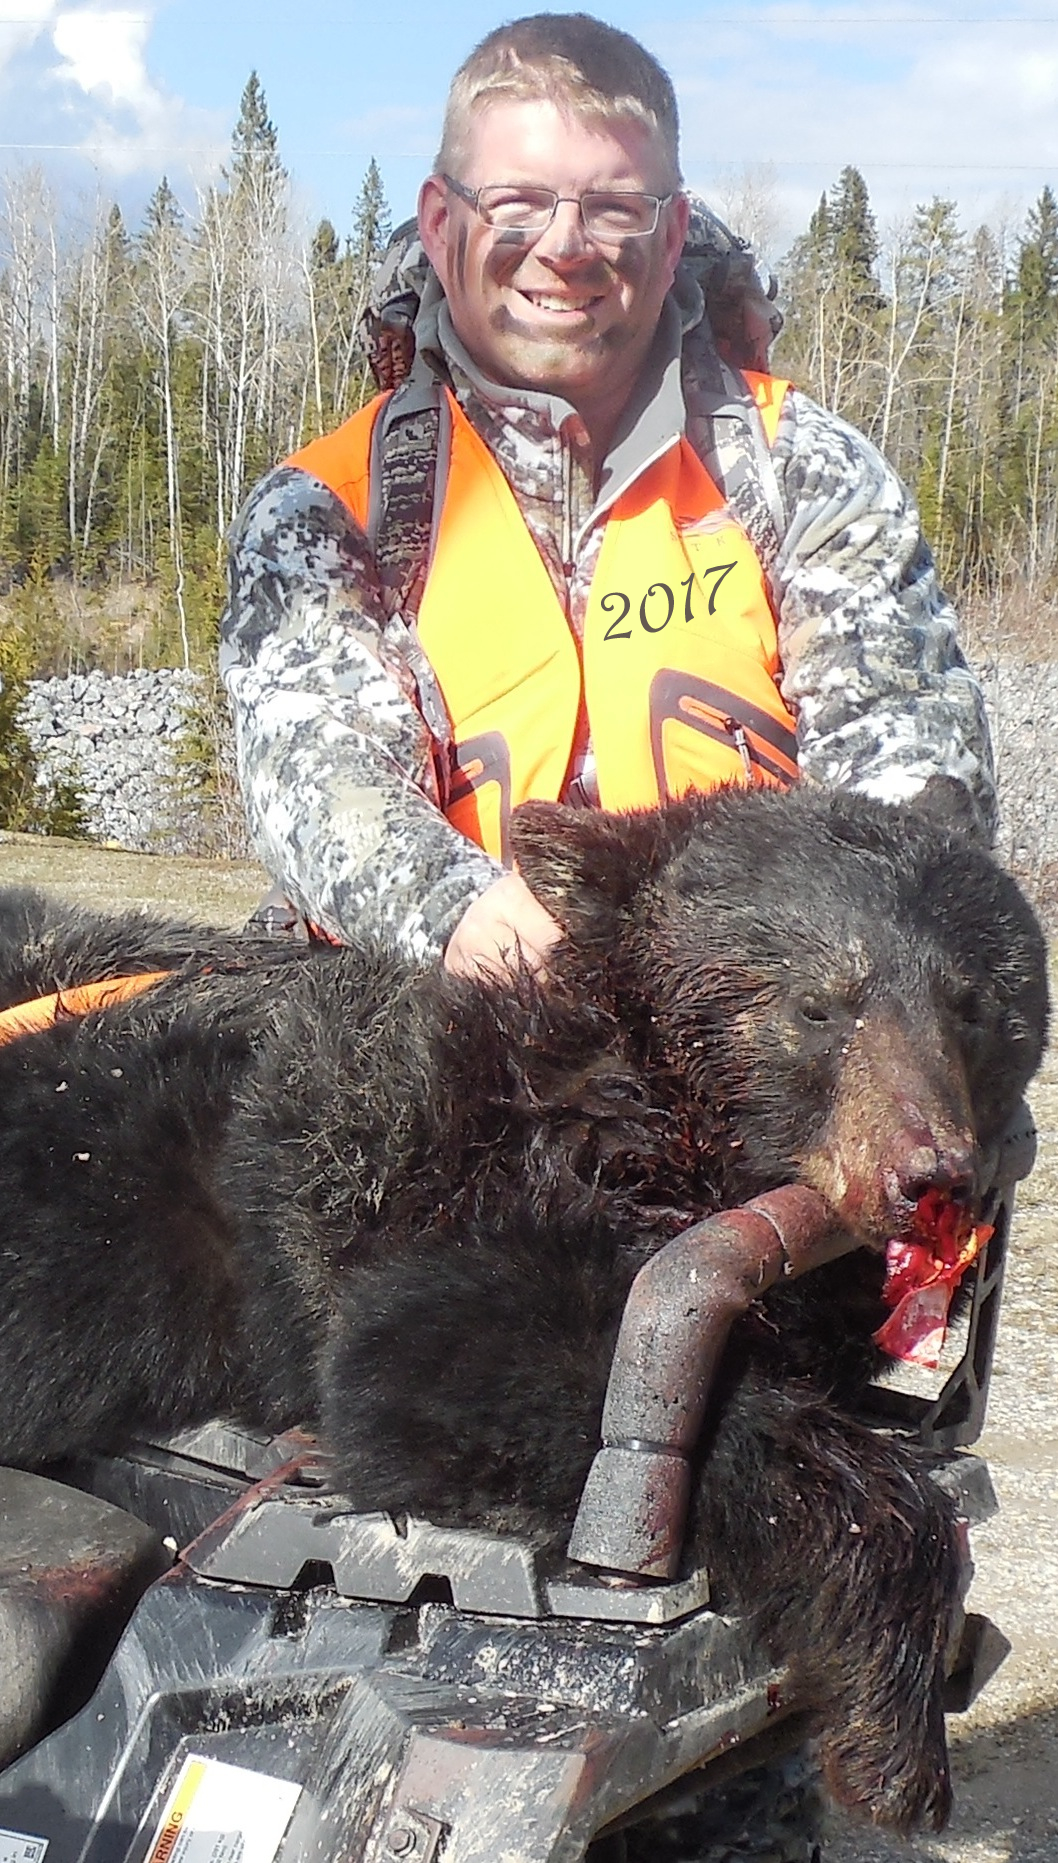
[0,622,90,838]
[171,670,251,859]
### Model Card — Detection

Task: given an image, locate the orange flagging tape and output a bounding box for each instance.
[0,970,172,1046]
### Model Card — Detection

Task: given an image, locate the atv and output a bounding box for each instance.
[0,1130,1031,1863]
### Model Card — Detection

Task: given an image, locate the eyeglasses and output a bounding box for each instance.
[442,174,674,240]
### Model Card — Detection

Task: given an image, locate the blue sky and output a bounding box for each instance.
[2,1,1057,261]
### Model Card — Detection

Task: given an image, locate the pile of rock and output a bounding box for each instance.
[18,668,219,855]
[14,659,1058,917]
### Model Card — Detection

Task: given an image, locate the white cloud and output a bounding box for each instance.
[51,6,154,110]
[650,4,1058,254]
[36,4,225,178]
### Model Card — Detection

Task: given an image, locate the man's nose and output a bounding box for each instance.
[531,199,596,264]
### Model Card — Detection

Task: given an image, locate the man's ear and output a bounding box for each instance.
[510,802,673,939]
[418,176,450,284]
[662,190,691,282]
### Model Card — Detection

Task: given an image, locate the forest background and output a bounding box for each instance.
[0,74,1055,805]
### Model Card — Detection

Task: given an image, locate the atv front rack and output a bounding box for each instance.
[0,1429,999,1863]
[0,1436,788,1863]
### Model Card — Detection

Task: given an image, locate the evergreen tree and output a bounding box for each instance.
[902,197,963,319]
[145,176,183,243]
[830,166,881,311]
[312,217,339,271]
[314,159,393,424]
[136,175,195,660]
[783,192,830,294]
[999,188,1058,576]
[351,158,392,273]
[807,192,830,252]
[1013,185,1058,328]
[202,73,296,526]
[229,72,286,192]
[775,195,829,374]
[778,169,883,423]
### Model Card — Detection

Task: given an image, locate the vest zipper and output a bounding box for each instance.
[561,437,575,616]
[723,715,757,782]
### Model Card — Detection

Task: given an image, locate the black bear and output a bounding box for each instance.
[0,784,1047,1834]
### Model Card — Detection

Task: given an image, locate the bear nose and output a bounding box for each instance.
[885,1134,976,1208]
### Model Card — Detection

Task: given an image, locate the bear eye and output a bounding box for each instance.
[798,995,833,1026]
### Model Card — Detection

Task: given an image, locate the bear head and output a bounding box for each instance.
[510,784,1049,1250]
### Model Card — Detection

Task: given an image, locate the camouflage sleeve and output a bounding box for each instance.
[770,390,997,838]
[219,464,502,960]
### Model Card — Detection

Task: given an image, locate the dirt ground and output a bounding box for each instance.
[1,832,1056,1863]
[827,1038,1058,1863]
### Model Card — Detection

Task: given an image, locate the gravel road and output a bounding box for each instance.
[0,833,1054,1863]
[828,1031,1058,1863]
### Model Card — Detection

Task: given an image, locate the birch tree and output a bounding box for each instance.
[136,178,192,663]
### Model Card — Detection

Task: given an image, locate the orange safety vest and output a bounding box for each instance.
[289,372,798,864]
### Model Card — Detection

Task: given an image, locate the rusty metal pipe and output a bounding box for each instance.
[567,1185,854,1580]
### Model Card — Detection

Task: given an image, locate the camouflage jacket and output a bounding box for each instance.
[220,225,995,962]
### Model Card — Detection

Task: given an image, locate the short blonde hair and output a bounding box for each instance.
[437,13,682,186]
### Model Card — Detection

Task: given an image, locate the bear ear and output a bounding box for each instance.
[510,801,674,936]
[907,774,988,844]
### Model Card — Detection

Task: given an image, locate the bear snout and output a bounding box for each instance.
[796,1008,980,1246]
[881,1129,977,1212]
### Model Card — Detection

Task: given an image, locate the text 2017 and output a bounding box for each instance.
[601,564,737,641]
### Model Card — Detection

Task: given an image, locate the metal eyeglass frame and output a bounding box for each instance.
[441,174,674,239]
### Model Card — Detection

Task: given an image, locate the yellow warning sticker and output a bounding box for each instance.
[146,1756,301,1863]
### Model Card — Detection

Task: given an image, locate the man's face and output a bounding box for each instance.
[418,99,689,437]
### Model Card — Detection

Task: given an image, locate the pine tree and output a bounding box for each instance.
[201,74,297,526]
[776,195,830,373]
[136,176,195,661]
[145,176,183,242]
[322,160,393,420]
[1000,188,1058,577]
[312,218,339,271]
[351,158,392,273]
[777,170,883,423]
[1013,185,1058,328]
[830,166,881,312]
[229,72,286,193]
[807,192,830,253]
[902,198,964,319]
[784,192,830,291]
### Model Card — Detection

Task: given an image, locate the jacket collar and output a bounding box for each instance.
[412,264,705,527]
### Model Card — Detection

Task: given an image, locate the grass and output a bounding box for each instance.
[0,830,267,925]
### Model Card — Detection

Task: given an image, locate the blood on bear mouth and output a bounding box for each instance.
[874,1188,992,1368]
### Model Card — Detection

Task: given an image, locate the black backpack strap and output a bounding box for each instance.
[365,373,456,783]
[367,372,449,628]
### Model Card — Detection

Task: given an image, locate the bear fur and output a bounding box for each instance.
[0,783,1048,1833]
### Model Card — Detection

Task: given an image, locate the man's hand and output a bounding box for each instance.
[444,872,563,980]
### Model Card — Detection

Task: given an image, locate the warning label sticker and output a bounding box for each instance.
[0,1832,48,1863]
[146,1756,301,1863]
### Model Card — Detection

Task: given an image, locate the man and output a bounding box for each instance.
[220,12,994,977]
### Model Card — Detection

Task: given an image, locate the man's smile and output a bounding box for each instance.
[515,288,605,319]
